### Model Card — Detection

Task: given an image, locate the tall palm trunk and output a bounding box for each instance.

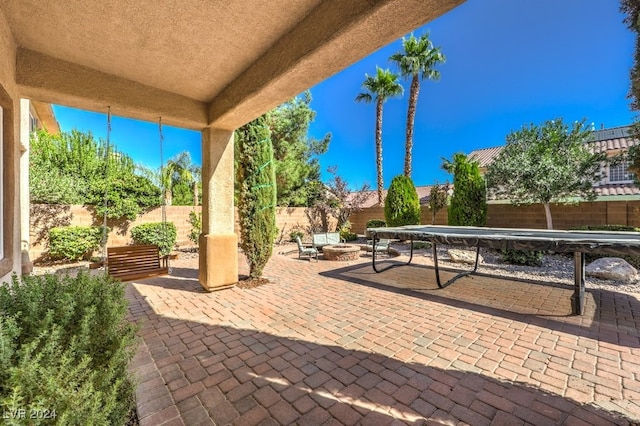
[375,98,384,206]
[404,75,420,177]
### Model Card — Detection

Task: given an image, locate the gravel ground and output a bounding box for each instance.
[30,243,640,294]
[392,242,640,295]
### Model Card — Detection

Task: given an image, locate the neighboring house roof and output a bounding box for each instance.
[31,101,61,134]
[349,184,445,208]
[468,125,640,198]
[468,146,502,168]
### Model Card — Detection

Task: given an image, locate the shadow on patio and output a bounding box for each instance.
[126,256,640,425]
[320,260,640,349]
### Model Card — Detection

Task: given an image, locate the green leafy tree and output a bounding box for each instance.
[356,67,404,205]
[620,1,640,181]
[487,119,607,229]
[485,119,604,229]
[442,153,487,227]
[428,182,450,224]
[384,175,421,227]
[236,116,277,279]
[390,32,445,177]
[29,129,161,219]
[266,92,331,207]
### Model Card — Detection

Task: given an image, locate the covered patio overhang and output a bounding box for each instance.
[0,0,465,288]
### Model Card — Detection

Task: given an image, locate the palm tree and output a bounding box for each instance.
[136,151,200,206]
[163,151,200,206]
[355,67,404,205]
[390,33,445,177]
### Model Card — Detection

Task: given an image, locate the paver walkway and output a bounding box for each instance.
[127,246,640,425]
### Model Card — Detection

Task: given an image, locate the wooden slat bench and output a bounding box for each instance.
[107,245,169,282]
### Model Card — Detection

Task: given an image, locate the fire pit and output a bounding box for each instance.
[322,244,361,261]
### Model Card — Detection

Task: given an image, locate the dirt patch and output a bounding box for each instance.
[236,276,271,289]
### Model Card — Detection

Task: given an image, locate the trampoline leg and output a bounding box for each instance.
[372,236,414,273]
[572,252,585,315]
[434,244,481,289]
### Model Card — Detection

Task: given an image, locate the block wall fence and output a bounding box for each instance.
[29,200,640,261]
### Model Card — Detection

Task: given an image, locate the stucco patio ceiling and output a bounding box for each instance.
[1,0,464,130]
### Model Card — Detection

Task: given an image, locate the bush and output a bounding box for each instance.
[384,175,420,227]
[130,222,177,255]
[236,117,277,278]
[340,231,358,242]
[500,249,544,266]
[444,153,487,227]
[572,225,640,268]
[48,226,106,261]
[411,241,432,250]
[366,219,387,228]
[188,211,202,245]
[0,273,138,425]
[289,230,304,242]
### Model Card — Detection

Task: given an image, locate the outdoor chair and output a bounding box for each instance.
[365,238,391,256]
[296,236,318,262]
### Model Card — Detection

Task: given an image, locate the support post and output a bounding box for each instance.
[199,128,238,291]
[572,252,585,315]
[19,99,32,274]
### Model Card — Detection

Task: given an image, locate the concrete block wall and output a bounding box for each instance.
[30,204,203,261]
[29,200,640,261]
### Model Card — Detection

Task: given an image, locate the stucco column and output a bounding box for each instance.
[19,99,32,274]
[199,128,237,291]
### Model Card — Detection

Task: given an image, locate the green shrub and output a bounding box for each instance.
[366,219,387,228]
[500,249,544,266]
[384,175,420,227]
[340,231,358,242]
[236,117,277,278]
[411,241,432,250]
[0,273,138,425]
[48,226,106,261]
[444,153,487,226]
[130,222,177,255]
[187,211,202,245]
[289,230,304,242]
[572,225,640,268]
[573,224,640,232]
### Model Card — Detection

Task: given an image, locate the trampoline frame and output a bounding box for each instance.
[368,225,640,315]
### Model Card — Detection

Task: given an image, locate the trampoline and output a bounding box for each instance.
[366,225,640,315]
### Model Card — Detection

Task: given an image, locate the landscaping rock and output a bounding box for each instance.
[448,249,483,265]
[586,257,638,283]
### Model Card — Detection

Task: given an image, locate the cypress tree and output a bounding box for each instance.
[443,153,487,226]
[235,117,277,278]
[384,175,421,227]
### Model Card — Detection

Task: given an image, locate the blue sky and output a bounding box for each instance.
[53,0,635,189]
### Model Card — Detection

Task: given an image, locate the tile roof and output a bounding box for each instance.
[595,183,640,196]
[468,146,502,168]
[349,184,444,208]
[467,126,640,198]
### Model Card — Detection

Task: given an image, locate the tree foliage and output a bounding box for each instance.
[620,1,640,182]
[390,32,445,178]
[236,117,277,279]
[384,175,421,227]
[427,182,449,225]
[442,153,487,227]
[485,119,604,229]
[266,92,330,207]
[29,129,161,219]
[356,67,404,206]
[304,168,371,234]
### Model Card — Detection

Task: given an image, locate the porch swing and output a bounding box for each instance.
[100,107,171,282]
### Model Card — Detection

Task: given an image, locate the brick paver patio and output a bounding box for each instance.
[127,246,640,425]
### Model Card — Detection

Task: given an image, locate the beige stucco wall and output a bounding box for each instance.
[0,5,21,283]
